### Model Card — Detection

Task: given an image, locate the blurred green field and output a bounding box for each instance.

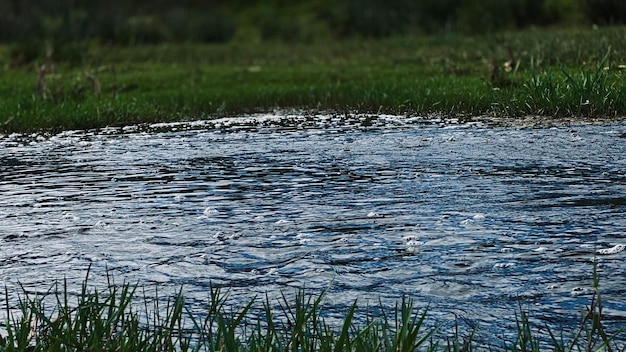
[1,0,623,47]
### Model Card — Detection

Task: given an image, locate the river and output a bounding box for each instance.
[1,114,625,345]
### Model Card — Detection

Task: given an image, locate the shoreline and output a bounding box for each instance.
[3,111,626,138]
[3,27,626,133]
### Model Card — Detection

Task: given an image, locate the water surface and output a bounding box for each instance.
[1,114,625,343]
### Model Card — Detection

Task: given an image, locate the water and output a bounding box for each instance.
[1,114,625,343]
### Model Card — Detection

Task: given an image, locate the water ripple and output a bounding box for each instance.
[1,115,625,338]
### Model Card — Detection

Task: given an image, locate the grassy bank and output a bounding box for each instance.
[2,27,626,133]
[0,270,623,351]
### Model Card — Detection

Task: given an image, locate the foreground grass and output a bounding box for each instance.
[2,27,626,133]
[0,269,623,351]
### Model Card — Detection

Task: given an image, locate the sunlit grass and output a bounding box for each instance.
[2,27,626,133]
[0,266,623,351]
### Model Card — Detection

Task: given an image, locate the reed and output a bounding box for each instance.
[0,267,622,351]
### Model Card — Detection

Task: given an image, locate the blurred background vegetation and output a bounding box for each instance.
[1,0,625,64]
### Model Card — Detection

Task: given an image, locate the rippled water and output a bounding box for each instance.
[1,114,625,342]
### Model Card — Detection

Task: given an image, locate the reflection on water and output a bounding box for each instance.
[1,114,625,341]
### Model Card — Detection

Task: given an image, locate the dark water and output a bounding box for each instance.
[1,115,625,344]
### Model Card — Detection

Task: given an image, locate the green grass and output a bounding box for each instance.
[2,27,626,133]
[0,267,623,351]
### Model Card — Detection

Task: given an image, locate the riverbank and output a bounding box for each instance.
[2,27,626,133]
[0,270,622,351]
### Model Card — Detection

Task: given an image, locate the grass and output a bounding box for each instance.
[0,267,623,351]
[2,26,626,133]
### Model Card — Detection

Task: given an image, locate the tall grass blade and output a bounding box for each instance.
[333,300,357,352]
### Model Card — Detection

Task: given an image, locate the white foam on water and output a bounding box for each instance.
[402,233,424,252]
[493,262,516,269]
[459,219,474,226]
[571,287,593,296]
[402,234,419,242]
[62,212,79,221]
[202,207,219,216]
[473,213,486,220]
[405,241,423,253]
[597,244,625,255]
[296,233,312,245]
